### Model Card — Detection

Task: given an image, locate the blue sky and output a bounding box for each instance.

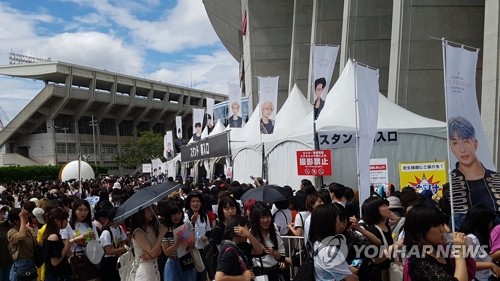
[0,0,239,121]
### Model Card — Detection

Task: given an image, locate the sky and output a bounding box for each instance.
[0,0,239,122]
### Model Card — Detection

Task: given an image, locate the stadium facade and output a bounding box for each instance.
[204,0,500,168]
[0,61,226,175]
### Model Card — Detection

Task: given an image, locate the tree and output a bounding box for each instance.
[114,131,165,167]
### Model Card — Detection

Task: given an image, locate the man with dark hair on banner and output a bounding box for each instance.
[193,122,202,141]
[228,102,243,128]
[206,113,214,133]
[448,115,500,228]
[314,77,327,119]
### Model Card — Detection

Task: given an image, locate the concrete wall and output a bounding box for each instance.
[388,0,485,122]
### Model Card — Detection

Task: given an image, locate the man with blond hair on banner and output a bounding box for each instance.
[448,115,500,228]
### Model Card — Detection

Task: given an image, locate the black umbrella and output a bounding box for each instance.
[240,185,288,204]
[113,182,181,222]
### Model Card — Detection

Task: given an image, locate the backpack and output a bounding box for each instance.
[117,245,138,281]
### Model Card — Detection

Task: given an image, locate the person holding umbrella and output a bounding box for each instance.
[130,207,168,281]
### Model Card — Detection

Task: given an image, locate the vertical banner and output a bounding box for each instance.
[312,45,340,119]
[205,97,214,133]
[164,131,174,160]
[175,116,182,139]
[443,41,498,223]
[258,76,279,134]
[355,62,380,206]
[227,83,243,128]
[192,108,205,142]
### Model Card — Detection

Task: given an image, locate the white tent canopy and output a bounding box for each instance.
[230,102,263,183]
[315,60,447,189]
[262,85,315,188]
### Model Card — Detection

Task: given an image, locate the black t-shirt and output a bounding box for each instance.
[210,222,225,246]
[43,236,73,277]
[216,241,253,276]
[366,224,393,270]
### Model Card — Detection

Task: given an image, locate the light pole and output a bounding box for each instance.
[89,116,98,167]
[54,126,69,162]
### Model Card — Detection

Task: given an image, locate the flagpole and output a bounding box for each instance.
[441,38,456,232]
[352,60,362,215]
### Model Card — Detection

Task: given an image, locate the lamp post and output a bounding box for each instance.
[89,116,98,168]
[54,126,69,162]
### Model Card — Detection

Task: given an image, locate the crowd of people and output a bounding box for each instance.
[1,175,500,281]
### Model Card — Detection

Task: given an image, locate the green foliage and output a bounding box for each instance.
[0,164,108,183]
[114,131,165,167]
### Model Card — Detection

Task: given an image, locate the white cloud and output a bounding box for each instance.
[149,49,238,94]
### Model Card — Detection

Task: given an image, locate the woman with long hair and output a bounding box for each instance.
[309,204,358,281]
[60,199,99,254]
[161,200,195,281]
[210,195,242,249]
[459,204,500,280]
[184,192,211,281]
[130,207,168,281]
[250,202,288,280]
[42,207,74,281]
[404,203,468,281]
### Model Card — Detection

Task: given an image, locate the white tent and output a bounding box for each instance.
[316,60,448,189]
[230,103,263,183]
[262,85,315,188]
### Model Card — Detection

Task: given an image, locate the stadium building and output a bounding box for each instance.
[204,0,500,168]
[0,61,226,175]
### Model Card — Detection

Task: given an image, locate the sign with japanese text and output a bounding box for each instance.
[296,150,332,176]
[181,132,230,162]
[370,158,389,187]
[399,161,447,198]
[317,130,399,149]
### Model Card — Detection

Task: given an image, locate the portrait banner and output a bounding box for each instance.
[175,116,182,139]
[258,76,279,134]
[205,97,214,132]
[227,83,243,128]
[192,108,205,142]
[164,131,174,159]
[355,62,380,207]
[443,40,498,226]
[312,45,339,119]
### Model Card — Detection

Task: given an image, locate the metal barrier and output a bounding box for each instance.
[281,235,305,281]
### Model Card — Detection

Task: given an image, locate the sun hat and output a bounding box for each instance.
[32,207,45,224]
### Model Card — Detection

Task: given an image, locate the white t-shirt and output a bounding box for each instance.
[60,222,100,252]
[467,233,492,281]
[184,213,211,249]
[252,226,285,268]
[100,226,127,257]
[313,241,352,281]
[294,211,310,230]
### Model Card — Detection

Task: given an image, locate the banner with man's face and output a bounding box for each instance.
[175,116,182,139]
[258,76,279,134]
[443,40,498,227]
[164,130,174,159]
[192,108,205,142]
[205,97,214,132]
[227,83,243,128]
[312,45,339,120]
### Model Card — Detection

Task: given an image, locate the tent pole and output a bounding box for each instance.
[353,60,362,216]
[442,39,456,232]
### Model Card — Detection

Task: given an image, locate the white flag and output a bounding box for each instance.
[355,62,379,206]
[164,131,174,159]
[312,45,339,119]
[227,83,243,128]
[258,76,279,134]
[175,116,182,139]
